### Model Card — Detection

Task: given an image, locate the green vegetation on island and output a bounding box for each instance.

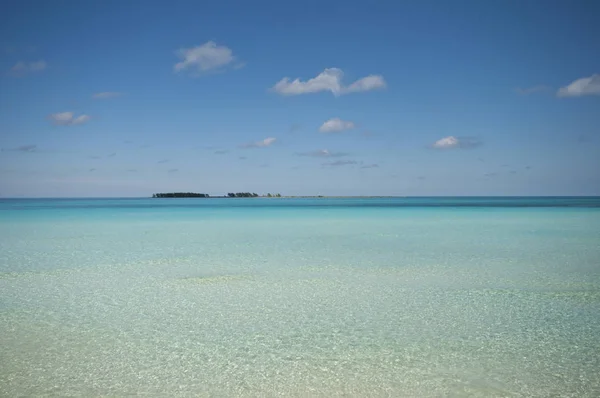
[153,192,209,198]
[227,192,259,198]
[226,193,282,197]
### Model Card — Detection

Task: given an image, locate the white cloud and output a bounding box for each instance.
[271,68,386,96]
[174,41,237,75]
[557,74,600,97]
[319,118,355,133]
[431,136,482,149]
[10,60,46,74]
[93,92,124,99]
[345,75,386,93]
[241,137,277,148]
[49,112,90,126]
[432,136,459,149]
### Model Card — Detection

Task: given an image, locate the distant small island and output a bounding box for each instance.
[152,192,282,198]
[153,192,209,198]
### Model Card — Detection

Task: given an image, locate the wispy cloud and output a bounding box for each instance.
[93,92,124,99]
[167,169,179,173]
[319,118,355,133]
[238,156,247,160]
[174,41,240,75]
[214,150,229,155]
[10,60,46,75]
[107,153,116,158]
[157,159,170,164]
[49,112,90,126]
[515,85,550,95]
[296,149,349,158]
[557,74,600,97]
[241,137,277,148]
[127,169,137,172]
[89,168,96,172]
[18,144,37,152]
[360,163,379,169]
[431,136,482,149]
[1,145,36,154]
[271,68,386,96]
[322,160,359,167]
[2,144,38,153]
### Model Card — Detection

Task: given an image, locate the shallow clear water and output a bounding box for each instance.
[1,198,599,397]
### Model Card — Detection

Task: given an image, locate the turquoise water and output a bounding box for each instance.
[1,198,599,397]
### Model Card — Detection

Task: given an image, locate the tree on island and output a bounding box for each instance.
[153,192,209,198]
[227,192,259,198]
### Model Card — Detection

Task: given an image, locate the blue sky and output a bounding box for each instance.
[0,0,599,197]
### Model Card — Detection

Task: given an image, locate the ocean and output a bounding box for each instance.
[1,197,599,397]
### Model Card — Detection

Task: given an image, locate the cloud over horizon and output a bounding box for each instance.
[557,74,600,97]
[48,112,90,126]
[174,41,240,75]
[319,118,355,133]
[271,68,386,96]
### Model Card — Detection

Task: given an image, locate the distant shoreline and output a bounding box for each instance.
[150,193,399,199]
[2,196,599,200]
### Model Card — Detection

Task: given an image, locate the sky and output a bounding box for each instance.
[0,0,599,197]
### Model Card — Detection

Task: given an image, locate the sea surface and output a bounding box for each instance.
[1,197,599,397]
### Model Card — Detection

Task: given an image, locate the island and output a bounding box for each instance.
[152,192,283,198]
[152,192,210,198]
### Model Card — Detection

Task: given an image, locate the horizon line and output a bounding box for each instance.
[1,195,600,199]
